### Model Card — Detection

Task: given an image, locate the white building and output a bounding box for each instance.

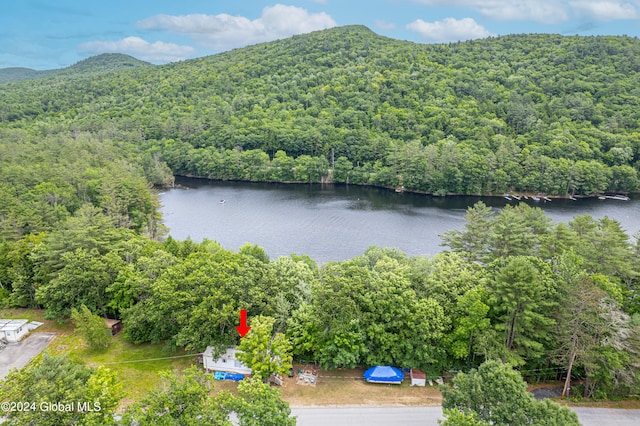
[410,369,426,387]
[0,319,29,343]
[203,346,252,375]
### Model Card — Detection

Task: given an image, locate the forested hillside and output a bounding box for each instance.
[0,53,151,84]
[2,26,639,196]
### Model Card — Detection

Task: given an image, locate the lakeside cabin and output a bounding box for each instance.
[203,346,252,376]
[0,319,29,343]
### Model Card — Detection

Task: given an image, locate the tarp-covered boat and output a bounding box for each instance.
[363,366,404,384]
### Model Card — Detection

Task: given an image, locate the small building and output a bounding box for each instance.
[410,369,426,387]
[104,318,123,336]
[203,346,252,376]
[0,319,29,343]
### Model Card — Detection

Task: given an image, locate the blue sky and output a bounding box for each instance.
[2,0,640,69]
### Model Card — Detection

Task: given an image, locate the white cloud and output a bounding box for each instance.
[79,37,195,62]
[412,0,570,23]
[137,4,337,51]
[407,17,493,42]
[569,1,638,21]
[375,20,397,30]
[413,0,640,23]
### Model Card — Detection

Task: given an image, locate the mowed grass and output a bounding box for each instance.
[52,333,196,406]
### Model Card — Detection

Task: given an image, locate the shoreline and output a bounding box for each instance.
[167,175,635,201]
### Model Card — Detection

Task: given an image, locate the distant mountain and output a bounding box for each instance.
[0,53,152,84]
[56,53,153,76]
[0,67,53,84]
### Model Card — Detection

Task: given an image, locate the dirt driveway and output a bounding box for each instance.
[0,332,57,379]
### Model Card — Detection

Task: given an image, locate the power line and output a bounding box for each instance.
[94,353,202,365]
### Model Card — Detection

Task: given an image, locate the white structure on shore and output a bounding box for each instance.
[0,319,29,342]
[202,346,252,375]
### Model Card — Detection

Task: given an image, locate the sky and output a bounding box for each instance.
[1,0,640,70]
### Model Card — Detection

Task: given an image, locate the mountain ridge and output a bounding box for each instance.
[0,53,153,84]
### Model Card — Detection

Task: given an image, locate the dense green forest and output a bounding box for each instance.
[2,26,640,196]
[1,26,640,409]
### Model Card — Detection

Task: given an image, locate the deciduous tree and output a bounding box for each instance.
[237,315,293,381]
[440,360,579,426]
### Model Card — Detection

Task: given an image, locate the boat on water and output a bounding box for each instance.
[512,195,522,200]
[220,199,226,204]
[606,194,630,201]
[532,196,540,202]
[542,196,552,202]
[598,196,606,200]
[504,193,511,200]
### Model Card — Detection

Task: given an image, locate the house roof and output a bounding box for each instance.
[203,346,252,375]
[104,318,121,327]
[0,319,28,331]
[410,369,426,379]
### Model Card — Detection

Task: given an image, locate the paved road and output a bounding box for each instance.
[291,406,640,426]
[0,332,57,379]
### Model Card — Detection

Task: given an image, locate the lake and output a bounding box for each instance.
[160,177,640,263]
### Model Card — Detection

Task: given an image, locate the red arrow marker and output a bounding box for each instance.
[235,309,251,337]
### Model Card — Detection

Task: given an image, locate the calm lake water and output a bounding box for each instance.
[159,177,640,263]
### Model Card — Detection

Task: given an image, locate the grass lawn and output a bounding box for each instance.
[49,333,196,407]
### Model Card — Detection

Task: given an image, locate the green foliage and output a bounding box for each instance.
[71,304,112,350]
[439,409,491,426]
[447,287,492,361]
[36,247,124,319]
[0,352,122,426]
[230,378,296,426]
[441,203,550,263]
[237,315,293,381]
[440,360,580,426]
[0,129,162,240]
[287,250,448,370]
[487,256,557,364]
[120,368,295,426]
[122,250,243,352]
[120,366,230,426]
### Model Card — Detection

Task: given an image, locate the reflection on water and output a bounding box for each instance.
[160,177,640,262]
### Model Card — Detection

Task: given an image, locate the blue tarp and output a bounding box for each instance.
[213,371,245,382]
[225,373,245,382]
[363,366,404,384]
